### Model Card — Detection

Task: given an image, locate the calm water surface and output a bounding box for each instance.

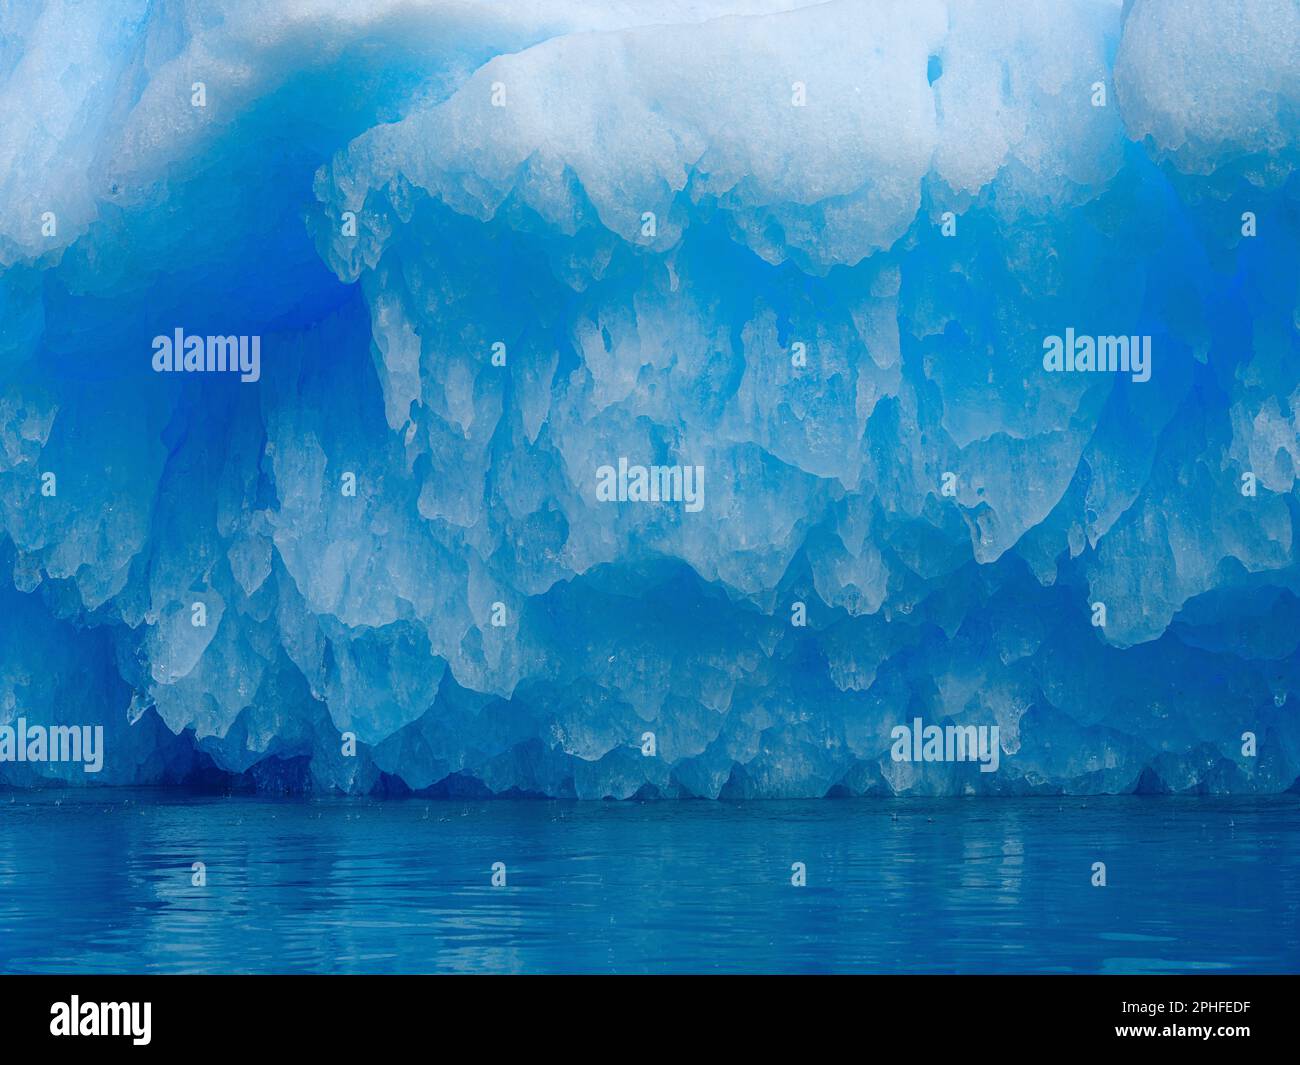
[1,793,1296,973]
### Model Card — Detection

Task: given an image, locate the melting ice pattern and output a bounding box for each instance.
[1,0,1299,797]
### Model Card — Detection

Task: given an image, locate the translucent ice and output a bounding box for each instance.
[1,0,1299,796]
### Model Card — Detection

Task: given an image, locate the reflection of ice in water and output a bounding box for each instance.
[0,794,1295,974]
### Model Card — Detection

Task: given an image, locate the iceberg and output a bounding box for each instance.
[1,0,1299,797]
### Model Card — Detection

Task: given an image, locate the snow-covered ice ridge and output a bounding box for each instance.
[2,0,1299,796]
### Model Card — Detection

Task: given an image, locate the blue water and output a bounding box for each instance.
[1,793,1297,974]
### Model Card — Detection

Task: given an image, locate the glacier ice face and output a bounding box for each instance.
[1,0,1299,796]
[1115,0,1300,174]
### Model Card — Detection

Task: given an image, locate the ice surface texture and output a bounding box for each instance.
[2,0,1299,796]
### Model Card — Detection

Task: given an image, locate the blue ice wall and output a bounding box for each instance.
[2,0,1299,796]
